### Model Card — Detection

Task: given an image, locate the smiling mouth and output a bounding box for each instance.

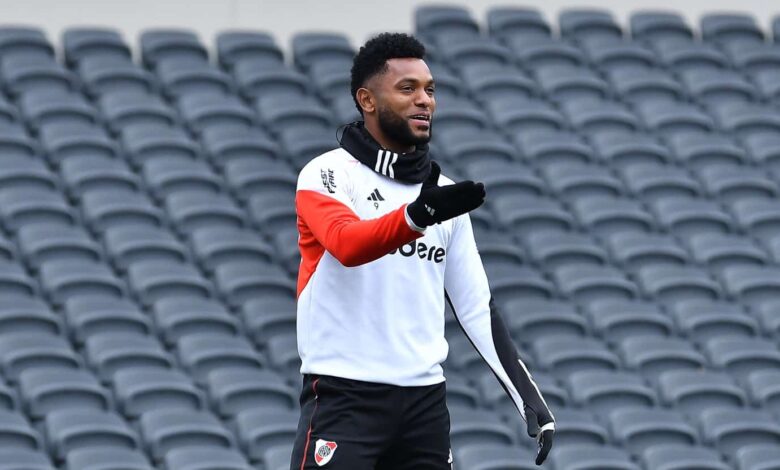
[409,114,431,129]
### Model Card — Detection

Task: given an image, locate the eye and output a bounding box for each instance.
[426,87,435,95]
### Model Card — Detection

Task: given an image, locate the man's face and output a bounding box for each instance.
[371,58,436,148]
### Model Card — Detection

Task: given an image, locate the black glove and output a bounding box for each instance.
[406,162,486,228]
[525,405,555,465]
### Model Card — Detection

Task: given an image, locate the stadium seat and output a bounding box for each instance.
[415,5,480,41]
[240,296,297,346]
[207,367,296,418]
[65,447,153,470]
[39,258,125,306]
[559,8,623,45]
[0,260,38,299]
[40,123,122,168]
[530,335,620,378]
[292,32,354,73]
[213,259,294,308]
[448,407,517,448]
[308,60,351,102]
[175,333,264,385]
[462,160,542,200]
[486,6,550,41]
[460,63,537,105]
[570,195,655,236]
[534,65,611,103]
[679,69,758,106]
[608,407,699,454]
[522,230,607,270]
[0,153,54,195]
[164,190,246,235]
[2,57,79,98]
[704,336,780,379]
[0,449,55,470]
[753,68,780,103]
[720,265,780,305]
[43,408,138,460]
[201,125,282,169]
[84,332,175,382]
[0,125,38,160]
[751,298,780,336]
[232,62,310,100]
[80,188,165,234]
[138,408,235,461]
[636,102,716,138]
[640,444,730,470]
[655,40,730,73]
[62,27,131,66]
[729,197,780,241]
[701,13,764,49]
[655,369,748,416]
[551,443,640,470]
[565,370,657,413]
[501,298,588,346]
[606,68,685,105]
[512,130,594,168]
[744,370,780,412]
[560,99,640,135]
[164,446,253,470]
[0,296,61,339]
[455,443,537,470]
[61,155,141,200]
[103,225,189,272]
[140,28,208,69]
[584,39,658,74]
[79,57,158,98]
[696,164,777,203]
[260,444,294,470]
[16,223,102,272]
[618,336,707,379]
[277,126,337,171]
[437,130,518,167]
[152,296,239,346]
[603,231,688,272]
[224,159,296,205]
[0,26,54,60]
[62,295,151,346]
[668,299,759,343]
[216,30,284,70]
[0,187,76,233]
[505,34,583,68]
[485,264,557,304]
[686,232,766,273]
[630,11,693,45]
[156,60,235,98]
[735,444,780,470]
[487,98,567,136]
[697,407,780,455]
[265,332,301,375]
[589,130,672,168]
[126,259,212,307]
[548,408,610,446]
[540,162,624,200]
[19,90,97,131]
[18,367,110,418]
[583,299,673,344]
[176,93,256,134]
[444,335,486,378]
[713,102,780,138]
[636,265,720,303]
[255,94,333,135]
[649,196,734,238]
[552,264,638,304]
[233,408,298,461]
[490,194,575,236]
[99,92,177,133]
[142,158,224,202]
[190,226,273,272]
[442,373,480,410]
[0,409,43,450]
[113,367,204,419]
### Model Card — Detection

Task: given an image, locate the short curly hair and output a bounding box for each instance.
[350,32,426,116]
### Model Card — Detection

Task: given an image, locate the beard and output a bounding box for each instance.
[377,105,432,149]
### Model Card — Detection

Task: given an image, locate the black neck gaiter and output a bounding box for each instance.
[338,121,432,184]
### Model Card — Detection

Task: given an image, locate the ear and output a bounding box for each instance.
[356,87,376,114]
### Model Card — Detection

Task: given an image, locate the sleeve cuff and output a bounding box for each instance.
[404,205,426,234]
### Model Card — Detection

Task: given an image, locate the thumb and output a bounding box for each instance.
[525,406,540,438]
[423,161,441,189]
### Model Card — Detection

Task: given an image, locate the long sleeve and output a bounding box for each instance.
[443,213,554,426]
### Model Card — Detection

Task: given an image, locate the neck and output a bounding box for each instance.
[363,119,415,154]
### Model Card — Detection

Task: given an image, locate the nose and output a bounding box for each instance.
[414,88,433,108]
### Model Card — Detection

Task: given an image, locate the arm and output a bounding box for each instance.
[444,214,555,464]
[296,162,423,268]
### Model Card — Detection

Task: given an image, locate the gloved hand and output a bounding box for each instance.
[525,404,555,465]
[406,161,486,228]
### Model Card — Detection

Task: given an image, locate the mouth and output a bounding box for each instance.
[409,113,431,130]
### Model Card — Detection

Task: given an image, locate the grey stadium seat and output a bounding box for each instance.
[583,299,673,345]
[636,102,716,138]
[43,408,138,461]
[549,408,610,446]
[99,92,178,133]
[240,296,297,347]
[0,26,54,60]
[292,32,354,73]
[720,265,780,305]
[686,232,766,273]
[488,99,567,137]
[156,60,235,99]
[213,259,295,309]
[126,259,213,307]
[201,125,282,169]
[19,366,112,417]
[617,335,707,379]
[744,370,780,413]
[560,99,640,135]
[0,152,57,193]
[176,93,256,135]
[438,37,513,71]
[505,35,583,68]
[640,444,730,470]
[570,195,655,236]
[501,298,587,346]
[667,299,759,343]
[535,64,611,103]
[63,295,151,346]
[278,126,337,171]
[0,409,42,450]
[460,63,537,105]
[113,367,205,419]
[584,40,658,75]
[483,264,556,304]
[120,124,201,168]
[551,443,640,470]
[0,125,39,160]
[654,40,729,73]
[522,230,607,269]
[18,90,98,131]
[62,27,131,67]
[0,187,76,233]
[141,158,225,202]
[233,409,299,461]
[448,407,517,449]
[152,295,239,346]
[697,164,777,203]
[140,28,208,69]
[713,102,780,138]
[103,224,189,273]
[607,407,700,455]
[38,259,125,307]
[84,332,175,382]
[175,333,264,385]
[530,335,620,378]
[551,264,638,304]
[655,369,749,416]
[564,370,657,413]
[729,197,780,241]
[0,296,61,340]
[77,57,158,99]
[603,231,688,272]
[589,130,672,168]
[80,188,165,234]
[60,155,142,200]
[635,265,720,303]
[414,5,480,41]
[696,407,780,455]
[541,162,624,200]
[216,30,284,70]
[17,223,103,272]
[232,62,310,101]
[436,130,518,167]
[0,260,38,299]
[735,444,780,470]
[39,123,122,167]
[206,367,296,418]
[266,332,301,376]
[455,443,537,470]
[680,69,757,106]
[478,369,569,414]
[65,447,153,470]
[164,189,246,235]
[165,446,252,470]
[630,11,693,46]
[0,449,55,470]
[255,94,332,135]
[486,6,551,42]
[703,337,780,379]
[701,13,764,49]
[649,196,734,238]
[0,332,82,382]
[750,299,780,337]
[138,408,235,461]
[559,8,623,45]
[2,57,79,98]
[491,194,575,236]
[606,68,685,106]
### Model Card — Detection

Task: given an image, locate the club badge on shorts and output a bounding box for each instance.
[314,439,338,466]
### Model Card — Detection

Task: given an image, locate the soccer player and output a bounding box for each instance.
[291,32,555,469]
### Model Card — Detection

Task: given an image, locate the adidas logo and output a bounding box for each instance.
[367,188,384,209]
[367,188,385,202]
[425,204,436,216]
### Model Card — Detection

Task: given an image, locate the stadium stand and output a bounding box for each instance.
[0,6,776,469]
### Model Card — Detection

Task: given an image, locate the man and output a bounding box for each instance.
[291,32,555,469]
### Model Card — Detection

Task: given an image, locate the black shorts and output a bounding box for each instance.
[290,374,453,470]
